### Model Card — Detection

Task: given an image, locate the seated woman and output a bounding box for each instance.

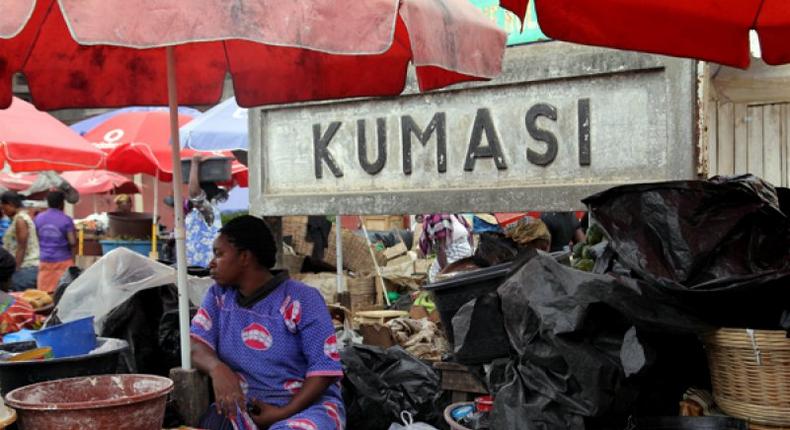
[191,215,345,430]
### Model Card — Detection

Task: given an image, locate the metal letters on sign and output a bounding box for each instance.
[250,43,697,215]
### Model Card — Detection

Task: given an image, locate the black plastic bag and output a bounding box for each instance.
[583,175,790,330]
[451,292,511,365]
[583,175,789,289]
[490,255,710,430]
[341,345,444,430]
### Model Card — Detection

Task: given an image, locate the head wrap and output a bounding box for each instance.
[505,216,551,247]
[114,194,131,204]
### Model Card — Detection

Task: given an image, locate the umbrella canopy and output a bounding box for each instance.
[532,0,790,68]
[0,171,36,191]
[83,110,249,185]
[0,0,506,373]
[85,111,194,179]
[0,170,138,195]
[0,0,507,109]
[71,106,201,136]
[0,97,105,172]
[60,170,139,195]
[180,97,247,151]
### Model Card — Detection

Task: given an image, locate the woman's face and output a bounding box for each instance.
[1,203,15,217]
[209,234,244,286]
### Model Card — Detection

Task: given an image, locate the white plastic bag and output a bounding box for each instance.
[54,247,213,332]
[387,411,439,430]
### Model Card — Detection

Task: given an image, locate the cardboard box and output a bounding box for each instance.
[359,323,396,348]
[386,253,414,268]
[409,305,441,324]
[383,242,408,260]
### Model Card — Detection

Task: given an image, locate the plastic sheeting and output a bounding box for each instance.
[52,247,213,333]
[491,255,711,430]
[341,345,445,430]
[584,175,790,329]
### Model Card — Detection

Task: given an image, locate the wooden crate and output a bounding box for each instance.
[363,215,404,231]
[434,361,489,403]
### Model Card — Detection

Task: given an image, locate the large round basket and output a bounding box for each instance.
[703,328,790,427]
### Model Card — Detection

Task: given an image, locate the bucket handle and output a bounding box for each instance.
[400,410,414,426]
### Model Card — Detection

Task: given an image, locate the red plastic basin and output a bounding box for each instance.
[4,374,173,430]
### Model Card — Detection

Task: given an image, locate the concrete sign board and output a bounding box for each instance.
[250,42,698,215]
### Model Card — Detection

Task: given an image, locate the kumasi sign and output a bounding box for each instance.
[250,43,698,215]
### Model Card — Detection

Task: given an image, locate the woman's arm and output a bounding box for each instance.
[192,340,245,420]
[189,154,203,199]
[14,218,28,268]
[67,230,77,258]
[251,376,337,427]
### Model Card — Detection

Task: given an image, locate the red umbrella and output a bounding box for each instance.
[0,170,138,195]
[84,110,249,185]
[0,0,506,372]
[0,171,36,191]
[531,0,790,69]
[60,170,140,195]
[0,97,105,172]
[0,0,506,109]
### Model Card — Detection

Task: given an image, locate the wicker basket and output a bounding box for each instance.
[703,328,790,426]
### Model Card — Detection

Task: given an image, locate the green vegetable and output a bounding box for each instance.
[586,224,604,245]
[573,258,595,272]
[572,242,585,258]
[581,246,593,260]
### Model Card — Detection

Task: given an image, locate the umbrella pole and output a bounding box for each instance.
[166,46,192,370]
[150,174,159,259]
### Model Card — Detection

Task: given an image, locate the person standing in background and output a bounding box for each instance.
[35,191,76,293]
[185,153,225,268]
[540,211,586,253]
[419,213,474,282]
[1,191,39,291]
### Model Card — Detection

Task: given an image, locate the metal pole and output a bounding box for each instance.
[335,216,345,294]
[150,174,159,259]
[166,46,191,370]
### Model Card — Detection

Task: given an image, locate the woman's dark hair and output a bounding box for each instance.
[47,191,66,209]
[0,191,23,208]
[219,215,276,269]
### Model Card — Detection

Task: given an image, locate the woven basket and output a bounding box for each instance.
[703,328,790,426]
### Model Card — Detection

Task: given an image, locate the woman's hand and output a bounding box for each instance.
[209,363,245,420]
[249,399,289,429]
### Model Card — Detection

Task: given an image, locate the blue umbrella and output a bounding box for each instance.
[70,106,201,136]
[179,97,248,151]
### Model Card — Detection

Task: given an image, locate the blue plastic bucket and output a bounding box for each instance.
[32,316,96,358]
[100,239,160,257]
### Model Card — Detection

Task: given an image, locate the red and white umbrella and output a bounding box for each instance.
[0,97,104,172]
[0,0,507,371]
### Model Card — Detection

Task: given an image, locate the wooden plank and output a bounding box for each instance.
[747,105,764,176]
[785,105,790,187]
[734,103,749,174]
[762,104,783,186]
[707,101,718,177]
[717,103,735,175]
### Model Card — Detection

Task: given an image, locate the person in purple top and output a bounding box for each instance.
[191,215,345,430]
[34,191,76,293]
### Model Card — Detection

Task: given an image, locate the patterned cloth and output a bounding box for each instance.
[185,191,222,268]
[418,213,471,256]
[191,279,345,430]
[505,216,551,247]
